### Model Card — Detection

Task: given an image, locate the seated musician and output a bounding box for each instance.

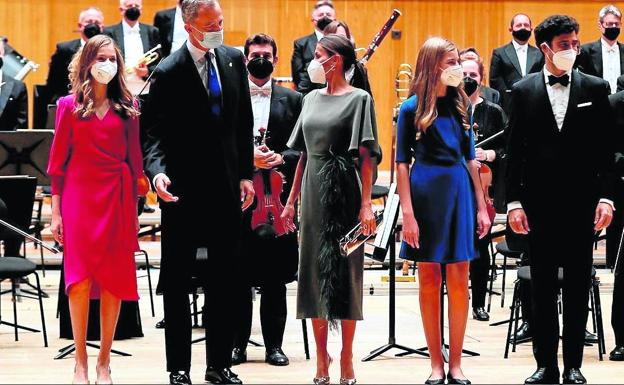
[231,33,302,367]
[0,37,28,132]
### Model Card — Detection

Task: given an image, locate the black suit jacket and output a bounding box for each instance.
[506,70,615,220]
[609,90,624,175]
[153,7,176,58]
[0,73,28,130]
[45,39,81,101]
[480,86,501,106]
[104,22,161,74]
[490,42,544,108]
[578,39,624,81]
[291,32,323,94]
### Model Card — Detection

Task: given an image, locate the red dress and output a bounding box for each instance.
[47,95,141,300]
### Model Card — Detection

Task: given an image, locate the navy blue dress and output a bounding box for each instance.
[396,94,478,263]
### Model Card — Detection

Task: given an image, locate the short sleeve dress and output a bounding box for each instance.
[395,94,478,264]
[287,88,380,322]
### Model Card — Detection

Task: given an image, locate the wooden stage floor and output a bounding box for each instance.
[0,240,622,384]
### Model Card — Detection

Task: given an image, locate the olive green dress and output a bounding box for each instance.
[287,88,379,321]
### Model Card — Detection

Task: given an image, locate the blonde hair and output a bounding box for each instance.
[408,37,470,135]
[68,34,139,120]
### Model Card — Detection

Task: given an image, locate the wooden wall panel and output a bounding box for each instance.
[0,0,614,170]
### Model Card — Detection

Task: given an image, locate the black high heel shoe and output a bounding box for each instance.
[447,371,471,385]
[424,373,445,385]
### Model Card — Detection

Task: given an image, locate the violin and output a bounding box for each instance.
[473,122,496,222]
[137,172,151,197]
[251,128,288,237]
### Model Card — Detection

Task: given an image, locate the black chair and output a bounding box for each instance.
[0,256,48,347]
[504,266,605,360]
[493,240,524,307]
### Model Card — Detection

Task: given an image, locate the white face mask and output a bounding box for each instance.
[90,60,117,84]
[307,57,334,84]
[440,65,463,87]
[190,24,223,50]
[551,48,577,72]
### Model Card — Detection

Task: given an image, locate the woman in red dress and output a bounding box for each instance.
[47,34,142,384]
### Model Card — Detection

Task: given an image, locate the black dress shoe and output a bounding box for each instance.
[524,367,560,384]
[265,347,289,366]
[205,367,242,384]
[562,368,586,384]
[169,371,192,385]
[424,373,445,384]
[610,345,624,361]
[584,330,598,344]
[510,322,532,343]
[231,348,247,365]
[447,372,471,385]
[143,203,156,213]
[472,307,490,321]
[155,318,165,329]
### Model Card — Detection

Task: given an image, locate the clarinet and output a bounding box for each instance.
[359,9,402,66]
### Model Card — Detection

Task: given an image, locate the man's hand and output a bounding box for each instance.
[594,202,614,231]
[254,145,283,169]
[154,174,179,203]
[135,62,149,78]
[240,180,255,211]
[508,208,530,234]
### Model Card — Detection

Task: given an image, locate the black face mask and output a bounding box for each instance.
[125,7,141,22]
[512,28,532,42]
[83,23,101,39]
[604,27,621,41]
[316,16,333,32]
[463,76,479,97]
[247,57,274,79]
[0,57,3,70]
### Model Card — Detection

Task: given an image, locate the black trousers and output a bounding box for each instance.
[2,237,22,256]
[605,181,624,268]
[613,262,624,346]
[528,214,594,369]
[470,237,491,308]
[234,284,287,351]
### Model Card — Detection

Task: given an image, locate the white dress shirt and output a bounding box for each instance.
[171,6,188,54]
[314,29,324,41]
[512,39,528,76]
[0,70,4,93]
[249,79,272,139]
[601,38,621,94]
[122,19,144,68]
[507,68,614,212]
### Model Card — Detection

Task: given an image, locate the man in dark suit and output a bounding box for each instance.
[231,33,301,368]
[291,0,336,94]
[577,5,623,94]
[490,13,544,111]
[0,39,27,131]
[45,7,104,102]
[608,87,624,362]
[506,15,615,384]
[154,0,188,58]
[104,0,161,92]
[142,1,254,384]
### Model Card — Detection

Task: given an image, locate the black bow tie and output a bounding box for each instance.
[548,74,570,87]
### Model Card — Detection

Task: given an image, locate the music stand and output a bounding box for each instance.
[362,184,429,361]
[0,130,54,187]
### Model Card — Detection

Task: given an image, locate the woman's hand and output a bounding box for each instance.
[51,213,63,244]
[281,203,297,233]
[402,213,420,249]
[359,203,376,236]
[476,208,491,239]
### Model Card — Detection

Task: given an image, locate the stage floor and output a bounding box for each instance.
[0,241,621,384]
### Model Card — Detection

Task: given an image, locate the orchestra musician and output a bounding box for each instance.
[154,0,188,58]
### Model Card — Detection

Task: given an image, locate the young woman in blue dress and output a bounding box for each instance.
[395,37,491,385]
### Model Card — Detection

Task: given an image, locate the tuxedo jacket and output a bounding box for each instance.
[490,42,544,107]
[104,22,161,74]
[45,39,81,101]
[291,32,323,94]
[505,70,615,221]
[609,90,624,175]
[577,39,624,80]
[0,72,28,130]
[153,7,176,58]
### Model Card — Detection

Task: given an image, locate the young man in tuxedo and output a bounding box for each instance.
[231,33,302,368]
[577,5,624,94]
[506,15,615,384]
[142,1,254,384]
[154,0,188,58]
[290,0,336,94]
[490,13,545,111]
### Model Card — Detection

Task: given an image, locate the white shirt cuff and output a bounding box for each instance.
[599,198,615,211]
[153,173,166,187]
[507,201,523,213]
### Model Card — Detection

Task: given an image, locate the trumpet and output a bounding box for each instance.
[339,211,384,257]
[126,44,161,74]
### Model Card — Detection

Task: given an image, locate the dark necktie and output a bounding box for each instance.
[548,74,569,87]
[205,51,222,116]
